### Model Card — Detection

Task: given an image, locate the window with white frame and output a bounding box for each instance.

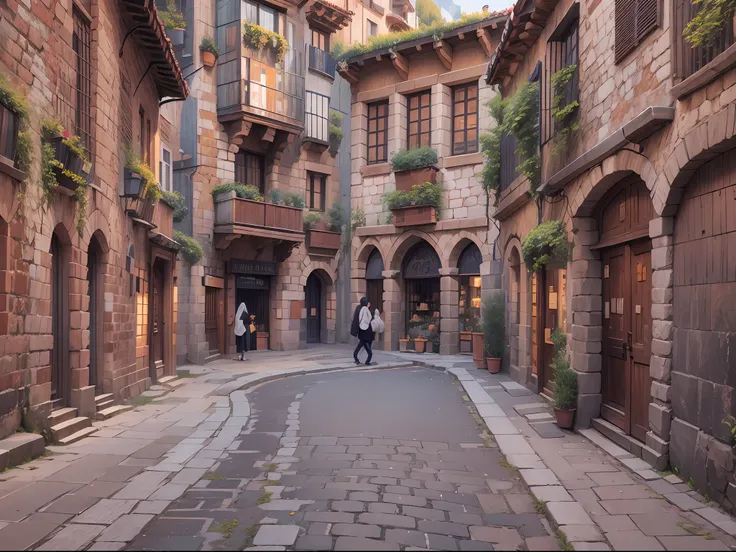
[160,146,173,192]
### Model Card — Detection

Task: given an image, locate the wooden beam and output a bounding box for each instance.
[457,31,465,40]
[390,49,409,80]
[416,44,423,51]
[433,39,452,70]
[477,28,493,57]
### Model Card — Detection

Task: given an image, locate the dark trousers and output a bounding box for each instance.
[353,340,372,364]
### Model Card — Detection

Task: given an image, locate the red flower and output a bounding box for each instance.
[62,130,70,139]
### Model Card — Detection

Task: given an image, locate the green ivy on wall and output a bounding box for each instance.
[551,64,579,155]
[684,0,736,47]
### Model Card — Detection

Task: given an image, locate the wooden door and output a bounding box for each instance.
[601,241,651,441]
[306,273,322,343]
[531,272,539,379]
[151,260,165,372]
[540,268,557,396]
[205,287,219,354]
[51,235,68,405]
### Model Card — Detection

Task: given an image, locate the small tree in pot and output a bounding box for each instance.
[550,328,577,429]
[482,294,504,373]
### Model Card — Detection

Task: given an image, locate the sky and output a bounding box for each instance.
[455,0,515,14]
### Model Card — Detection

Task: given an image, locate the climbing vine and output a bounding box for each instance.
[683,0,736,47]
[551,64,579,155]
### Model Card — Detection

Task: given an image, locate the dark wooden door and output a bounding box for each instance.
[366,279,384,317]
[205,287,219,354]
[540,268,557,396]
[151,260,165,371]
[51,235,67,405]
[306,273,322,343]
[601,241,651,441]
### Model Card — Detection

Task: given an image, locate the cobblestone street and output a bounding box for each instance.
[129,366,552,551]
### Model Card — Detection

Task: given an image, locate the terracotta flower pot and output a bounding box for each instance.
[256,332,269,350]
[554,407,576,429]
[415,339,426,353]
[202,51,217,67]
[472,332,484,368]
[486,357,501,373]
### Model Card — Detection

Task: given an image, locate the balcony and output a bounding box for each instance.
[307,45,336,79]
[213,191,305,247]
[149,200,179,251]
[304,91,330,152]
[675,1,735,81]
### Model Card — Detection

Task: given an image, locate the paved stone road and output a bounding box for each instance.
[128,366,557,551]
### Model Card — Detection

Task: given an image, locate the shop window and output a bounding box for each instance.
[403,242,441,347]
[308,172,327,211]
[136,271,149,353]
[451,82,478,155]
[458,243,483,331]
[407,90,431,149]
[367,100,388,164]
[234,150,265,193]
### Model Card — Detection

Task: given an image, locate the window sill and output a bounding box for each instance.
[0,156,26,182]
[361,162,391,177]
[671,42,736,100]
[443,152,483,169]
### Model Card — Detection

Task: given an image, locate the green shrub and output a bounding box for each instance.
[326,201,346,232]
[351,209,366,231]
[550,329,577,410]
[684,0,736,47]
[268,189,283,204]
[482,294,505,358]
[211,182,264,202]
[0,73,29,123]
[329,110,344,157]
[283,192,305,209]
[159,0,186,29]
[161,190,188,222]
[173,230,204,265]
[522,220,570,272]
[382,189,411,210]
[391,147,438,172]
[382,181,442,211]
[200,36,220,56]
[303,212,321,231]
[243,22,288,62]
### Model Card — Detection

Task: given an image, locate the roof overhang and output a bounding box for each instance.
[306,0,354,33]
[120,0,189,100]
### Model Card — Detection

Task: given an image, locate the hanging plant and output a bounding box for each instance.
[0,74,33,179]
[243,22,289,62]
[683,0,736,47]
[124,148,161,202]
[328,110,344,157]
[159,0,186,30]
[161,190,188,222]
[173,230,204,265]
[551,64,579,155]
[522,220,570,272]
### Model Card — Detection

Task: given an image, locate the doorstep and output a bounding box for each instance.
[589,417,667,470]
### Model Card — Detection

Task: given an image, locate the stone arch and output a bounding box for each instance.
[444,231,491,270]
[303,265,337,345]
[387,230,442,272]
[50,223,73,407]
[566,149,656,222]
[354,238,387,269]
[503,236,534,385]
[82,210,113,253]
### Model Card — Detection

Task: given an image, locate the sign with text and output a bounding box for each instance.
[236,276,270,290]
[228,259,278,276]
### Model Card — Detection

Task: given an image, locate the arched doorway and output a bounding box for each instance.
[507,246,522,375]
[597,175,653,442]
[305,272,323,343]
[87,235,104,392]
[537,263,567,397]
[403,241,441,349]
[458,243,482,353]
[365,249,384,317]
[150,257,166,380]
[51,230,71,406]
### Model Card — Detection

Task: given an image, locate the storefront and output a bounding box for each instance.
[229,259,276,350]
[403,241,441,352]
[458,243,483,353]
[365,248,384,316]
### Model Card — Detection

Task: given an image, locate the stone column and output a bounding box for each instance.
[70,250,95,418]
[569,217,603,428]
[431,84,451,160]
[382,270,401,351]
[388,93,407,160]
[439,268,460,355]
[647,216,674,470]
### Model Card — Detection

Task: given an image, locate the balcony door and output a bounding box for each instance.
[235,151,265,194]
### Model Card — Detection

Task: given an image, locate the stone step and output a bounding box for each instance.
[96,404,133,420]
[51,417,92,442]
[158,375,177,385]
[590,418,666,470]
[47,407,78,426]
[58,426,98,445]
[96,399,114,411]
[94,393,113,405]
[0,433,45,471]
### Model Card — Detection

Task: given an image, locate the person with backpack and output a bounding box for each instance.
[352,297,374,365]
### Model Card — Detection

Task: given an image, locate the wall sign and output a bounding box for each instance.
[228,259,278,276]
[403,242,441,279]
[236,276,270,290]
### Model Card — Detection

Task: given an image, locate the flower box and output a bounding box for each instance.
[48,136,85,192]
[391,205,437,227]
[394,166,438,192]
[0,103,20,167]
[168,28,185,46]
[307,229,341,252]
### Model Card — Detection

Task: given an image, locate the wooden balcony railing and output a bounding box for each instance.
[674,0,735,80]
[214,191,303,237]
[151,199,174,238]
[307,45,336,79]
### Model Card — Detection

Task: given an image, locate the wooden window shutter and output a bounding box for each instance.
[615,0,659,63]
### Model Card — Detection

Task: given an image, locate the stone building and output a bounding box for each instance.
[171,0,355,362]
[336,0,417,46]
[339,12,508,354]
[488,0,736,509]
[0,0,187,442]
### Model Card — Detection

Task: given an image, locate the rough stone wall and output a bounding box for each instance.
[0,0,178,435]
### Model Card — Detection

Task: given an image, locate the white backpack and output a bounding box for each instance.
[371,310,385,334]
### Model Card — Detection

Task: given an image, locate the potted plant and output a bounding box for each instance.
[160,0,186,46]
[522,220,570,272]
[0,74,30,170]
[200,37,220,67]
[382,181,441,227]
[391,147,439,192]
[399,337,409,352]
[482,294,505,373]
[414,337,427,353]
[550,329,577,429]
